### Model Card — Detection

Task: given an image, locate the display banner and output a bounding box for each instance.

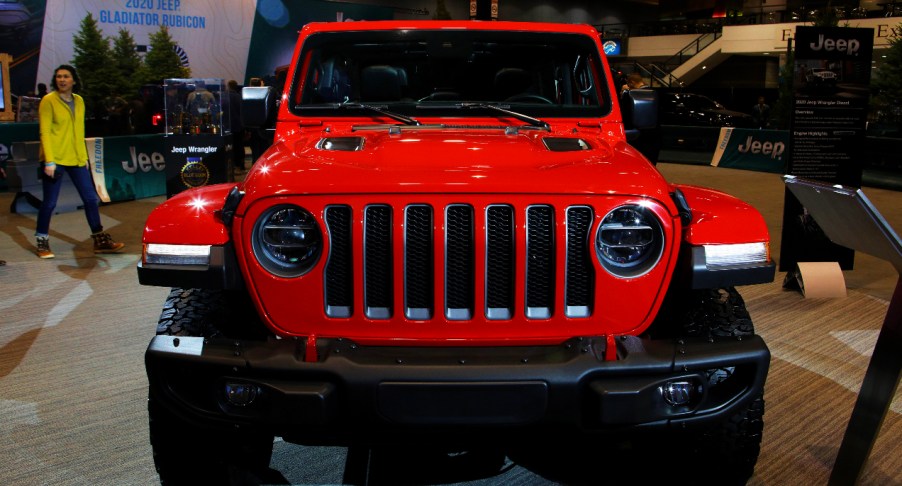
[37,0,256,87]
[101,134,168,201]
[711,128,788,174]
[164,134,231,197]
[85,137,110,202]
[779,26,873,271]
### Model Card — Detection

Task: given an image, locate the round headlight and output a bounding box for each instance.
[596,205,664,278]
[253,205,322,277]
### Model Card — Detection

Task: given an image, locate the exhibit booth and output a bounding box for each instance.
[1,78,234,214]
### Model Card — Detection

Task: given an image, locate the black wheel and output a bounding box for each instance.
[148,392,276,485]
[675,287,755,338]
[156,287,269,340]
[149,288,277,485]
[691,394,765,485]
[654,287,765,485]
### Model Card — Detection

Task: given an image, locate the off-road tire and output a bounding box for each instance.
[693,394,765,485]
[149,287,275,485]
[155,287,268,340]
[148,393,276,485]
[664,287,765,485]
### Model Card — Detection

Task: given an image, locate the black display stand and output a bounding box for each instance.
[780,27,874,272]
[164,134,233,198]
[783,176,902,485]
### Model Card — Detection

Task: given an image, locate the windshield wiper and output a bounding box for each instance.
[338,99,420,126]
[457,102,550,131]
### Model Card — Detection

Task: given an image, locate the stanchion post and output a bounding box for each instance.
[783,176,902,485]
[828,278,902,485]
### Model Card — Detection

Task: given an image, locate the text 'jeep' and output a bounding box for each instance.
[138,21,776,484]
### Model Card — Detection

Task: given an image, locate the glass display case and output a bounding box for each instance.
[163,78,230,136]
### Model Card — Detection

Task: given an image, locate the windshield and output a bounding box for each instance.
[289,30,611,119]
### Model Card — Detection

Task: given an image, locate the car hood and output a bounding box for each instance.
[240,127,671,201]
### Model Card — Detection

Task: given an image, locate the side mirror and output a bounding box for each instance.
[620,88,658,141]
[242,86,277,129]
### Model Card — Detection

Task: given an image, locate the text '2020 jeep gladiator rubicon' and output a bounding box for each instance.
[138,20,775,484]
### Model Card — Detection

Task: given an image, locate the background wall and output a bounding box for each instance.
[496,0,637,25]
[243,0,644,86]
[26,0,642,95]
[36,0,256,87]
[354,0,641,24]
[244,0,393,84]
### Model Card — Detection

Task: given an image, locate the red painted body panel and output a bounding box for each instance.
[676,184,771,245]
[142,184,232,245]
[240,123,666,202]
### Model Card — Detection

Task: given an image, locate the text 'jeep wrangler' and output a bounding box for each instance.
[139,21,776,484]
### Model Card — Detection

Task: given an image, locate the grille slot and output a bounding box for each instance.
[324,203,597,322]
[364,205,393,319]
[445,205,475,320]
[324,205,353,318]
[485,205,515,319]
[405,205,434,319]
[526,205,555,319]
[565,206,595,317]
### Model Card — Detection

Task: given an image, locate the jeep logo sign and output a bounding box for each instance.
[809,34,860,56]
[795,26,873,60]
[711,128,789,173]
[738,136,784,160]
[122,146,166,174]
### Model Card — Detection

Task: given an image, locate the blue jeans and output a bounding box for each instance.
[35,164,103,237]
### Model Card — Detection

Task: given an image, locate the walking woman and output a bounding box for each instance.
[36,65,124,259]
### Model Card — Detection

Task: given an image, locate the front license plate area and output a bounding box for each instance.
[378,381,548,425]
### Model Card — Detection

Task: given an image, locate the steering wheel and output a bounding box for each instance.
[504,94,554,104]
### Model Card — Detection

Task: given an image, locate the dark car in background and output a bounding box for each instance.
[660,92,755,128]
[0,0,33,40]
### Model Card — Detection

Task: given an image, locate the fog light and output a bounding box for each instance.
[660,381,696,406]
[225,382,260,406]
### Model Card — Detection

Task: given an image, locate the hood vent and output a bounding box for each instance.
[318,137,365,151]
[543,137,591,152]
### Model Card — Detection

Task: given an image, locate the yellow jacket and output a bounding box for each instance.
[39,91,88,167]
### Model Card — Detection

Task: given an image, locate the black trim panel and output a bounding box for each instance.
[145,333,769,444]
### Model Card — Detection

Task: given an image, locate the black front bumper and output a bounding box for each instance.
[145,334,769,444]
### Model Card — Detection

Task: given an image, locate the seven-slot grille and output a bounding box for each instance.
[323,204,595,321]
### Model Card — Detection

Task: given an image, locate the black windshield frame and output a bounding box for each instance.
[288,29,612,119]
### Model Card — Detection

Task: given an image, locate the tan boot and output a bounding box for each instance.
[92,232,125,254]
[36,236,55,259]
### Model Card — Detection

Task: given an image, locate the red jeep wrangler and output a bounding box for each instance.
[139,21,775,484]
